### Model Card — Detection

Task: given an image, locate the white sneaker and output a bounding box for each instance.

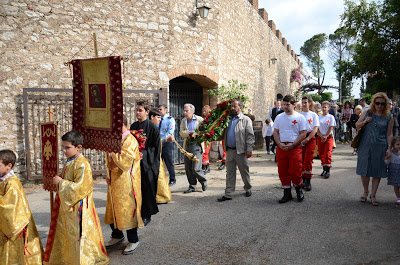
[105,237,124,248]
[122,242,140,255]
[396,198,400,205]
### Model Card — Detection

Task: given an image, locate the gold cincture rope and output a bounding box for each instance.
[173,140,200,163]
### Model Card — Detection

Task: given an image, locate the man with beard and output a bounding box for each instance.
[217,99,255,202]
[130,101,161,226]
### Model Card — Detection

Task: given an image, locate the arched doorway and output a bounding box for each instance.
[277,93,283,101]
[168,75,218,163]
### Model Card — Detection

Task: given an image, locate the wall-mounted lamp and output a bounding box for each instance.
[196,0,211,19]
[271,58,277,64]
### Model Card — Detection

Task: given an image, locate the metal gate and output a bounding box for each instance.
[169,76,204,164]
[23,88,163,180]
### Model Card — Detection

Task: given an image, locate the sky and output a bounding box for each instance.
[258,0,362,100]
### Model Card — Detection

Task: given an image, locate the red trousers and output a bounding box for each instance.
[221,140,226,163]
[276,145,303,188]
[202,142,211,165]
[301,136,316,179]
[317,136,333,167]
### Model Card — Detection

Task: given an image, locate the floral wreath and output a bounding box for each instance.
[130,129,146,159]
[191,96,246,144]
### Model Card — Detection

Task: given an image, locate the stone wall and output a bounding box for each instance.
[0,0,300,177]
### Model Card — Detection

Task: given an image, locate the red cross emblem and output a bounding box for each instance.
[308,118,312,124]
[292,120,298,125]
[326,120,330,125]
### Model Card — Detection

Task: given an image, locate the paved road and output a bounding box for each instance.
[26,144,400,264]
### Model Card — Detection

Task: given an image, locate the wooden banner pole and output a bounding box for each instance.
[49,105,54,211]
[93,33,99,58]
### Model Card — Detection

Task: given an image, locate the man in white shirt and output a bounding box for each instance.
[299,95,320,191]
[273,95,307,203]
[360,98,369,111]
[317,101,337,178]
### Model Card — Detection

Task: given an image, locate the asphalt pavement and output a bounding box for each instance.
[25,143,400,265]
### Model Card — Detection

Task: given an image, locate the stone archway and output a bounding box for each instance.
[166,67,219,164]
[276,93,283,101]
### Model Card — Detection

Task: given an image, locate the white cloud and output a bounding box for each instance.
[258,0,361,99]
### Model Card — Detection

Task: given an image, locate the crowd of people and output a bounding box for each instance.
[1,93,400,264]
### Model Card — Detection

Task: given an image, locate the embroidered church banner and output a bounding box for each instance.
[41,122,59,192]
[71,56,123,153]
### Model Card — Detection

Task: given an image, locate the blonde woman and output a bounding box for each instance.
[356,92,394,206]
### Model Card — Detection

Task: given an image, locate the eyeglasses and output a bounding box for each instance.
[375,102,386,106]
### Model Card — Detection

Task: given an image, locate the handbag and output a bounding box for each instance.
[350,127,364,148]
[351,111,370,148]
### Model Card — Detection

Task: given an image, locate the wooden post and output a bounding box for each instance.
[93,33,99,58]
[49,106,54,211]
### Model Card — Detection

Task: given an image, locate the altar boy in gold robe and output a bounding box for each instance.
[44,130,110,265]
[0,149,44,265]
[104,115,143,255]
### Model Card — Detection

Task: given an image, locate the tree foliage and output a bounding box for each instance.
[328,26,355,102]
[300,33,327,86]
[341,0,400,97]
[207,79,249,106]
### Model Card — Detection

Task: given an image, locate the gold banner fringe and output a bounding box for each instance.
[173,140,200,163]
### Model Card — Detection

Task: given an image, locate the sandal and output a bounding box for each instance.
[370,196,379,206]
[360,192,368,203]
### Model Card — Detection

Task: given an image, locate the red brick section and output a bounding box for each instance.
[248,0,258,10]
[167,66,219,84]
[268,20,276,32]
[258,8,268,23]
[276,30,282,42]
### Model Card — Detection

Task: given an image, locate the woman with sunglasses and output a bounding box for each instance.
[356,92,394,206]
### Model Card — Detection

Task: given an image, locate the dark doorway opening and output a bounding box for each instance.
[169,76,204,163]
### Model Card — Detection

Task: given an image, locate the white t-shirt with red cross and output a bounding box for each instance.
[273,112,307,142]
[300,111,320,133]
[318,114,336,136]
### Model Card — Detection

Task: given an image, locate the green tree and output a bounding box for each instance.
[300,33,327,87]
[207,79,249,104]
[341,0,400,97]
[321,92,333,102]
[328,27,354,102]
[310,93,322,102]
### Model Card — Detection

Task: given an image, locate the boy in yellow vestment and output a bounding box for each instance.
[149,108,172,204]
[0,149,44,265]
[44,130,110,265]
[104,116,143,255]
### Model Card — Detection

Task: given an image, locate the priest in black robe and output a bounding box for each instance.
[130,101,161,226]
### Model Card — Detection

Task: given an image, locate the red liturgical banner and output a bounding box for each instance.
[71,56,123,153]
[41,122,59,192]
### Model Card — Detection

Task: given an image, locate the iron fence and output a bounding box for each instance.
[23,88,163,180]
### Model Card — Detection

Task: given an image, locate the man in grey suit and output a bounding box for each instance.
[217,99,255,202]
[179,103,207,193]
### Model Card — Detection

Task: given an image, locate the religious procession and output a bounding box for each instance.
[1,0,400,264]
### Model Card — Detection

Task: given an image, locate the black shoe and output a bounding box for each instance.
[295,186,304,202]
[245,191,252,197]
[279,188,293,203]
[320,167,327,177]
[324,167,330,179]
[183,188,195,194]
[303,178,312,191]
[203,164,210,174]
[217,196,232,202]
[218,163,225,170]
[142,216,151,226]
[201,181,207,191]
[169,180,176,186]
